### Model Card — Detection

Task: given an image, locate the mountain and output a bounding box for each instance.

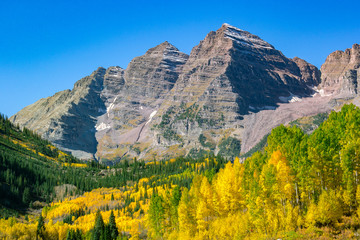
[149,24,321,158]
[11,41,189,160]
[11,23,354,162]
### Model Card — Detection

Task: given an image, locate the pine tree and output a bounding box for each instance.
[36,214,45,240]
[22,187,31,206]
[108,210,118,240]
[92,210,105,240]
[66,229,83,240]
[66,229,74,240]
[104,225,111,240]
[148,193,165,238]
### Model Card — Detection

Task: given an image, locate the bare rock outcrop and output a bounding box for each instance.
[321,44,360,95]
[293,57,321,85]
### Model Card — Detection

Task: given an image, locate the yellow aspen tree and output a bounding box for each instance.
[269,150,294,203]
[316,190,343,226]
[233,157,245,207]
[256,150,293,235]
[199,176,213,213]
[178,188,196,237]
[195,199,210,239]
[284,202,300,232]
[305,202,318,228]
[213,161,243,217]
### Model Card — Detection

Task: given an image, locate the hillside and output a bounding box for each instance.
[0,112,227,234]
[0,113,101,217]
[2,104,360,239]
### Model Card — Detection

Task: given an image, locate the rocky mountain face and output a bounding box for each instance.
[11,24,356,162]
[95,42,189,161]
[11,68,107,159]
[146,24,321,159]
[321,44,360,96]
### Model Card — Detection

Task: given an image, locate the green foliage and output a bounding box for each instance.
[259,104,360,226]
[108,210,118,240]
[195,115,217,127]
[4,104,360,238]
[290,112,329,133]
[312,112,329,126]
[1,113,228,217]
[171,186,181,208]
[22,187,31,206]
[66,229,83,240]
[176,103,199,121]
[198,134,216,150]
[162,129,182,142]
[218,137,241,159]
[157,106,175,129]
[188,148,211,159]
[148,193,165,238]
[159,104,360,239]
[37,214,45,239]
[92,210,105,240]
[63,208,86,224]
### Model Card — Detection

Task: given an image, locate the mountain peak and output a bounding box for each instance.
[157,40,174,48]
[145,41,180,55]
[218,23,274,49]
[221,23,242,30]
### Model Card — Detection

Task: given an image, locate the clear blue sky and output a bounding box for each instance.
[1,0,359,117]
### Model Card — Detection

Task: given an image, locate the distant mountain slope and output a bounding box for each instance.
[10,68,107,159]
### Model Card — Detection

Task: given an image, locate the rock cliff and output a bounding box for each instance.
[321,44,360,96]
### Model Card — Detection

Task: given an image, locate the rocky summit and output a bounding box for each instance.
[10,24,359,162]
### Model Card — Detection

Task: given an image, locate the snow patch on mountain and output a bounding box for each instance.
[96,122,111,131]
[223,23,274,49]
[107,96,118,117]
[146,110,157,125]
[279,93,302,103]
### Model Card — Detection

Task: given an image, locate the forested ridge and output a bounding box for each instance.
[2,104,360,239]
